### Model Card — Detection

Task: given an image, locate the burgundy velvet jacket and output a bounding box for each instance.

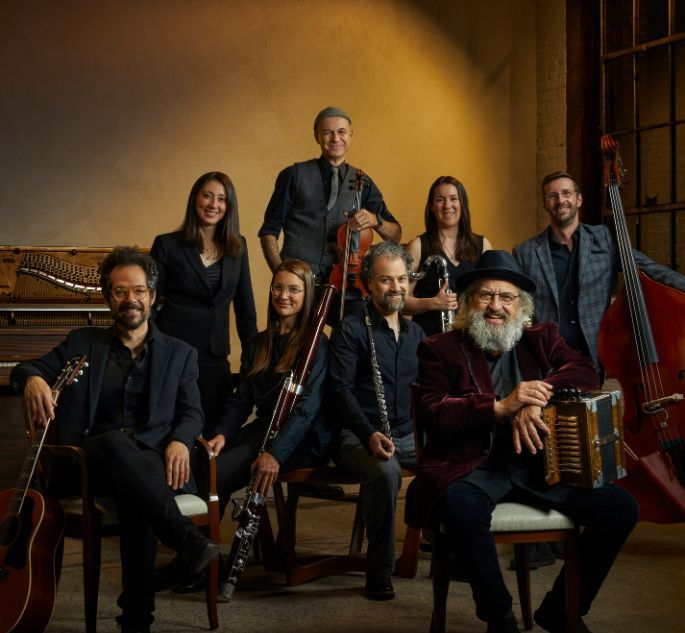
[407,322,599,528]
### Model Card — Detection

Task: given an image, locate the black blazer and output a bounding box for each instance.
[151,232,257,359]
[10,326,204,453]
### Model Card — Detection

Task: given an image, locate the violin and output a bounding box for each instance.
[328,169,374,321]
[598,134,685,523]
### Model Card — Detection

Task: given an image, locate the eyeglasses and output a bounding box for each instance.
[475,290,519,306]
[111,286,149,301]
[543,189,576,202]
[270,283,304,297]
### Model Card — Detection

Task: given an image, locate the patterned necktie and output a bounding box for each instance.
[327,165,339,211]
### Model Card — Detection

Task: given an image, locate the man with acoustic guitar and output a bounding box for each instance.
[258,106,401,323]
[10,246,219,633]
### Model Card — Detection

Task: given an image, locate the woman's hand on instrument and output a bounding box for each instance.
[165,440,191,490]
[251,452,281,496]
[24,375,56,427]
[494,380,554,419]
[511,405,550,455]
[369,431,396,460]
[431,280,459,311]
[206,434,225,456]
[349,209,379,232]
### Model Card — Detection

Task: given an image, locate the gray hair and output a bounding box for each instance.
[360,242,413,288]
[313,106,352,131]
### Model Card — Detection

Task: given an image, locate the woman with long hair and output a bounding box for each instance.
[208,259,330,511]
[151,172,257,435]
[404,176,492,336]
[156,260,330,595]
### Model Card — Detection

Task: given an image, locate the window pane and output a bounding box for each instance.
[640,127,672,205]
[638,0,668,43]
[605,0,634,52]
[637,47,670,127]
[677,213,685,274]
[605,56,634,132]
[607,133,637,209]
[676,124,685,202]
[677,42,685,119]
[639,212,672,266]
[676,0,685,34]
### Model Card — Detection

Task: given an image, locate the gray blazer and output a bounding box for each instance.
[512,223,685,369]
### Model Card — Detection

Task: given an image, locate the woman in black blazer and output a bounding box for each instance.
[151,172,257,436]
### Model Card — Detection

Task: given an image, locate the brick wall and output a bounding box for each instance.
[535,0,566,231]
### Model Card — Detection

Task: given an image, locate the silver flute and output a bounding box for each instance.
[364,308,392,439]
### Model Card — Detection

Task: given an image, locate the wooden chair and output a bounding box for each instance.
[24,410,220,633]
[409,385,580,633]
[258,465,421,586]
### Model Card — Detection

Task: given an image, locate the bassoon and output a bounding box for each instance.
[219,284,336,600]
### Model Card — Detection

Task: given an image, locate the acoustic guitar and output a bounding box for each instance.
[0,355,88,633]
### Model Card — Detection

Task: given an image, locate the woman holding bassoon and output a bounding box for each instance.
[207,259,332,511]
[404,176,491,336]
[156,259,331,594]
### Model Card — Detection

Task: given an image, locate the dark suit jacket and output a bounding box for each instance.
[512,223,685,369]
[151,232,257,359]
[408,323,598,528]
[10,326,204,453]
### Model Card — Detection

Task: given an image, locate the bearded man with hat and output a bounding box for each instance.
[412,250,638,633]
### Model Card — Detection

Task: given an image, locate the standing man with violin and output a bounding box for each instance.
[259,106,401,322]
[329,242,425,600]
[513,170,685,373]
[10,247,219,633]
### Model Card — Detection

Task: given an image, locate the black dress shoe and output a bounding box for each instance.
[116,616,151,633]
[534,593,594,633]
[154,556,187,591]
[486,615,521,633]
[173,570,206,594]
[364,575,395,601]
[179,531,220,575]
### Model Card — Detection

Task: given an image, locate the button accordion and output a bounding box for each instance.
[542,390,627,489]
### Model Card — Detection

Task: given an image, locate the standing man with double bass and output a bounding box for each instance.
[513,170,685,373]
[258,106,401,321]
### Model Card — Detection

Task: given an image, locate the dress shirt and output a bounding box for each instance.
[329,302,425,444]
[258,157,396,239]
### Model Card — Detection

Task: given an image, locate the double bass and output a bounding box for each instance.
[598,135,685,523]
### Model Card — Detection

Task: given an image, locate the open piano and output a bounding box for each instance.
[0,246,114,488]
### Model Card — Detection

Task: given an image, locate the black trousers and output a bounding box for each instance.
[86,430,196,625]
[438,479,639,623]
[197,355,233,437]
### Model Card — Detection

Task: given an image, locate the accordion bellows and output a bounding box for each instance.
[543,390,627,489]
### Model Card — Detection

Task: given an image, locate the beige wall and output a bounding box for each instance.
[0,0,539,357]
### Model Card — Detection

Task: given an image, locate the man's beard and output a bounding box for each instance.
[466,306,527,354]
[376,290,406,314]
[113,302,150,330]
[551,203,578,229]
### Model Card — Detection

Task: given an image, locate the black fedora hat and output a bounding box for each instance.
[455,250,536,294]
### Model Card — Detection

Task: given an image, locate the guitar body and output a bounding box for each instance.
[0,488,65,633]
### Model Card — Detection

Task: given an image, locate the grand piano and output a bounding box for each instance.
[0,246,114,488]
